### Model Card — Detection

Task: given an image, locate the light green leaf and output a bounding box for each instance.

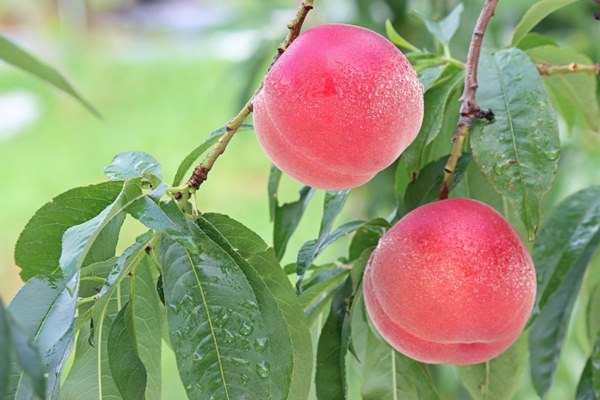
[529,187,600,396]
[527,45,599,132]
[274,186,315,260]
[299,269,350,325]
[14,181,123,281]
[108,302,147,400]
[385,20,420,53]
[0,33,98,116]
[171,124,254,186]
[412,3,464,45]
[268,165,283,221]
[457,335,527,400]
[0,301,9,399]
[512,0,579,46]
[472,48,559,239]
[103,151,162,181]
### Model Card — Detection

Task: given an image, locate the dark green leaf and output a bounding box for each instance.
[348,218,389,262]
[103,151,162,181]
[299,269,350,325]
[296,190,351,288]
[131,259,163,400]
[7,277,77,399]
[350,248,375,292]
[529,187,600,396]
[268,165,283,221]
[403,67,464,176]
[171,124,254,186]
[404,154,472,212]
[418,65,448,91]
[512,0,579,46]
[593,333,600,398]
[274,186,315,260]
[575,357,597,400]
[450,162,504,212]
[456,335,527,400]
[588,281,600,346]
[14,181,123,280]
[412,3,464,45]
[385,20,420,53]
[315,279,352,400]
[108,302,147,400]
[158,226,271,399]
[516,33,558,50]
[8,321,47,400]
[60,179,146,281]
[351,293,438,400]
[0,33,98,116]
[200,214,313,400]
[472,48,559,239]
[527,46,599,132]
[0,301,9,399]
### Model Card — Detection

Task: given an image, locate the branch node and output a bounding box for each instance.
[476,108,495,121]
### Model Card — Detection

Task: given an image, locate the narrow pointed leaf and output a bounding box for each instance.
[575,357,596,400]
[268,165,283,221]
[103,151,162,181]
[108,302,147,400]
[172,124,253,186]
[299,269,350,324]
[315,279,352,400]
[348,218,389,262]
[14,181,123,280]
[274,186,315,260]
[0,301,11,399]
[412,3,464,45]
[529,187,600,396]
[512,0,579,46]
[472,48,559,239]
[385,20,420,53]
[0,33,98,115]
[457,335,527,400]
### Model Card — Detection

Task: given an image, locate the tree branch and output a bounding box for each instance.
[536,62,600,76]
[185,0,315,192]
[439,0,499,200]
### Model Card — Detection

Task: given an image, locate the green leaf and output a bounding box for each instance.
[8,321,47,400]
[529,187,600,396]
[472,48,559,239]
[515,33,558,50]
[527,45,599,132]
[315,279,352,400]
[171,124,254,186]
[512,0,579,46]
[127,197,197,253]
[0,301,9,399]
[62,235,150,400]
[412,3,464,45]
[593,333,600,398]
[108,302,147,400]
[299,269,350,325]
[103,151,162,181]
[14,181,123,281]
[274,186,315,260]
[403,154,472,212]
[456,335,527,400]
[158,226,272,399]
[296,190,351,288]
[131,258,163,400]
[7,277,78,399]
[200,213,313,400]
[60,179,146,281]
[403,67,464,176]
[385,20,420,53]
[351,293,438,400]
[268,165,283,221]
[587,281,600,346]
[348,218,389,262]
[0,33,98,116]
[418,65,448,92]
[450,162,504,212]
[575,357,597,400]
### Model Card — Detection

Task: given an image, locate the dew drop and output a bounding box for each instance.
[239,322,253,336]
[254,337,269,352]
[256,360,271,379]
[544,148,560,161]
[193,350,205,361]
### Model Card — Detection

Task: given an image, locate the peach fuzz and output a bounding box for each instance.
[363,198,536,365]
[252,24,424,190]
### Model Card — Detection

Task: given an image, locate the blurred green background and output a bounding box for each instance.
[1,0,599,399]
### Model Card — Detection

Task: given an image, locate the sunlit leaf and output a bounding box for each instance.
[103,151,162,181]
[512,0,579,46]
